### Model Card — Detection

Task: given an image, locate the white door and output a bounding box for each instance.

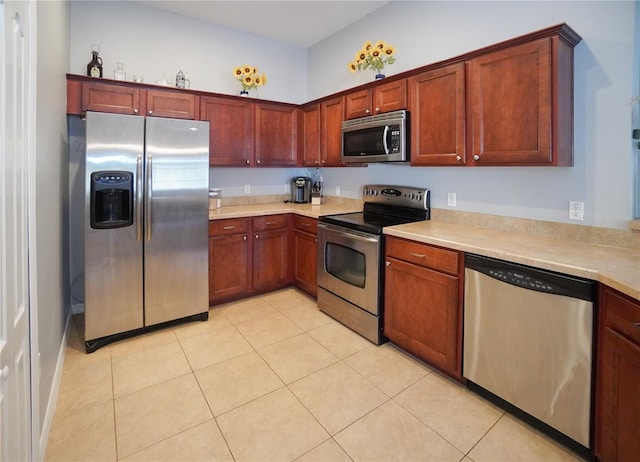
[1,0,33,460]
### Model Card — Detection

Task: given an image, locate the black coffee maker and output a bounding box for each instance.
[291,176,312,203]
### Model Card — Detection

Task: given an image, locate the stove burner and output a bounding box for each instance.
[319,185,430,234]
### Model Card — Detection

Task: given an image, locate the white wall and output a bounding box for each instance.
[69,1,308,102]
[309,1,637,229]
[35,0,70,452]
[69,1,638,229]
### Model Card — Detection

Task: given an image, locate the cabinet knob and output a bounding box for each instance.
[243,235,247,240]
[315,160,319,164]
[633,322,640,330]
[257,160,261,164]
[255,234,259,239]
[385,261,390,266]
[374,107,380,113]
[456,156,462,161]
[365,109,371,114]
[321,160,326,164]
[473,155,480,161]
[148,110,153,115]
[133,109,138,114]
[246,160,250,164]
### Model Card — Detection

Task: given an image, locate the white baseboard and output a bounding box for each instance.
[39,311,72,459]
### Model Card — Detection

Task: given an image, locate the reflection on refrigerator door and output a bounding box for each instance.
[83,111,210,353]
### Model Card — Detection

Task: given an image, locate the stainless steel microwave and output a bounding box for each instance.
[341,109,408,163]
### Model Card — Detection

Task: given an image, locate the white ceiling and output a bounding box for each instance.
[135,1,391,48]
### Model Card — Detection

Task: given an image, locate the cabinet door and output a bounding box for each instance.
[320,96,344,166]
[344,89,371,120]
[253,228,290,292]
[200,96,254,166]
[301,104,321,166]
[597,329,640,462]
[469,38,552,165]
[81,81,143,115]
[596,286,640,462]
[255,103,299,166]
[209,233,249,303]
[373,79,406,115]
[384,256,460,376]
[293,229,317,297]
[146,89,199,119]
[409,63,466,165]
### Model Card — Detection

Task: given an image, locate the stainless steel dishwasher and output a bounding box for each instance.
[463,253,595,454]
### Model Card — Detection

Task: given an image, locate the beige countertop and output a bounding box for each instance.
[208,201,362,220]
[385,221,640,301]
[208,201,640,301]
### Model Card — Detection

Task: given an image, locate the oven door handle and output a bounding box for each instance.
[318,222,380,243]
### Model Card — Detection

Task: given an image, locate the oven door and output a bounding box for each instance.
[317,222,381,315]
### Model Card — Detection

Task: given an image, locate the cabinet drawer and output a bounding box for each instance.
[253,214,289,232]
[294,215,317,234]
[386,237,459,275]
[209,218,249,236]
[604,288,640,345]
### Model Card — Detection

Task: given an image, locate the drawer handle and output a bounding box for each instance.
[266,221,277,225]
[223,226,235,230]
[303,223,310,227]
[409,252,426,258]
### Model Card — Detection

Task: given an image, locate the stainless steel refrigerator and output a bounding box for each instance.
[84,111,209,352]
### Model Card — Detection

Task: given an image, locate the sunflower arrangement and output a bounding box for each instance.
[349,40,396,75]
[233,65,267,93]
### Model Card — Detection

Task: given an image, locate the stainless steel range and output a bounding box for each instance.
[317,185,430,344]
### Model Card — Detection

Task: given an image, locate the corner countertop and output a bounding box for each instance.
[384,221,640,301]
[208,202,640,301]
[209,201,362,220]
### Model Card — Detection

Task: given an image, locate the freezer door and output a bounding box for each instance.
[144,117,210,326]
[85,112,145,341]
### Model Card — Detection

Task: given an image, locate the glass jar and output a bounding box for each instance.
[114,62,126,81]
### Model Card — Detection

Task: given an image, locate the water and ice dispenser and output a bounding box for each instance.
[90,171,133,229]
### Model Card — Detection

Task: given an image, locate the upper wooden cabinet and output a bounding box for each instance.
[200,95,254,166]
[344,79,407,119]
[146,89,199,119]
[255,103,300,166]
[468,37,569,166]
[409,29,578,166]
[409,63,466,166]
[68,78,198,119]
[201,96,299,166]
[301,96,344,167]
[79,81,143,116]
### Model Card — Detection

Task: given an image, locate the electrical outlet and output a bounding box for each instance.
[448,192,457,207]
[244,184,250,194]
[284,182,290,193]
[569,201,584,220]
[336,186,341,196]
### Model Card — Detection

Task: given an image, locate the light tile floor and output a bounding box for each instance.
[46,288,585,462]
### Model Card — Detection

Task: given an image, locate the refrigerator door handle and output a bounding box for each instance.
[146,153,153,241]
[136,154,143,242]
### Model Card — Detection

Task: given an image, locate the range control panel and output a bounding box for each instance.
[362,184,430,210]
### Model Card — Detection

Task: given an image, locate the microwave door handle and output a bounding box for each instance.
[382,125,390,154]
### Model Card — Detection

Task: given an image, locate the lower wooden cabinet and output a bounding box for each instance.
[595,285,640,462]
[384,236,463,378]
[208,218,250,304]
[252,215,292,292]
[209,215,291,304]
[293,216,318,297]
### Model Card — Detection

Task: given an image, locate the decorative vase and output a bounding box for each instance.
[240,90,249,96]
[375,73,385,80]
